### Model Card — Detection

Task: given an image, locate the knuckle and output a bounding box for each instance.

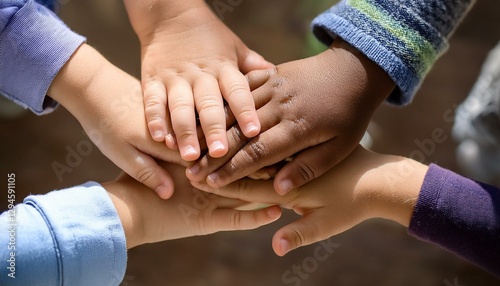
[147,118,164,130]
[295,160,318,184]
[235,108,256,121]
[229,211,243,229]
[197,96,221,113]
[226,82,250,98]
[271,76,285,89]
[144,104,164,118]
[169,98,194,114]
[285,117,311,139]
[242,141,267,163]
[291,227,306,248]
[204,124,226,138]
[175,129,197,142]
[227,126,247,146]
[236,178,249,200]
[136,166,156,186]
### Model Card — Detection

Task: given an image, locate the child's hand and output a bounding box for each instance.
[124,0,273,161]
[105,163,282,249]
[48,44,184,199]
[192,146,427,256]
[187,39,395,194]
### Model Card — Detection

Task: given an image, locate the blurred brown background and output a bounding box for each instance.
[1,0,499,285]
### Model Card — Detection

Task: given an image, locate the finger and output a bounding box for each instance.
[203,109,321,188]
[163,113,178,150]
[193,76,228,158]
[274,138,357,195]
[167,77,200,161]
[191,177,280,204]
[222,71,274,130]
[124,147,175,199]
[143,79,168,142]
[208,194,274,210]
[246,68,276,91]
[219,66,260,138]
[247,161,286,180]
[272,214,334,256]
[238,48,275,74]
[208,205,282,233]
[186,102,281,182]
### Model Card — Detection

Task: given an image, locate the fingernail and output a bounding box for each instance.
[153,131,164,141]
[278,179,294,195]
[245,123,259,136]
[280,239,290,255]
[267,206,280,218]
[187,164,200,175]
[165,134,176,147]
[155,185,171,199]
[210,141,225,153]
[183,145,198,158]
[207,172,219,184]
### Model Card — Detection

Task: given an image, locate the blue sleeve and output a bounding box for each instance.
[312,0,474,105]
[0,182,127,285]
[409,164,500,277]
[0,0,85,115]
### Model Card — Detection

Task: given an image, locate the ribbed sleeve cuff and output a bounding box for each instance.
[0,0,85,115]
[311,0,465,105]
[24,182,127,285]
[312,11,418,105]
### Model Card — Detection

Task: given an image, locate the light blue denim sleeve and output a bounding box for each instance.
[0,182,127,286]
[0,0,85,115]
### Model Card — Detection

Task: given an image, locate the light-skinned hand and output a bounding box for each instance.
[105,162,282,249]
[192,146,427,256]
[48,44,184,199]
[124,0,273,161]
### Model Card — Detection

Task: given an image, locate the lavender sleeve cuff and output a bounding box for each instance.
[0,0,85,115]
[409,164,500,276]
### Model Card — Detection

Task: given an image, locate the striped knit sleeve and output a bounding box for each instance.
[312,0,475,105]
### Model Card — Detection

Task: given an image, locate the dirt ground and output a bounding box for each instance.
[1,0,499,285]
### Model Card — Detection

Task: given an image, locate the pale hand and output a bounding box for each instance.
[124,0,273,161]
[193,146,427,256]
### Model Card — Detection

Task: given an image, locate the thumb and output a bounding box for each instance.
[238,48,275,74]
[125,149,176,199]
[272,214,329,256]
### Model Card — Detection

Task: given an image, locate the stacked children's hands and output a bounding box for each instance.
[187,39,395,195]
[52,1,411,255]
[105,162,282,249]
[119,2,402,254]
[124,0,273,161]
[192,146,426,256]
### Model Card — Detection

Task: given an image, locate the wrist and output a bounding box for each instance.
[47,44,108,114]
[103,178,146,249]
[326,38,396,109]
[124,0,212,44]
[362,154,427,227]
